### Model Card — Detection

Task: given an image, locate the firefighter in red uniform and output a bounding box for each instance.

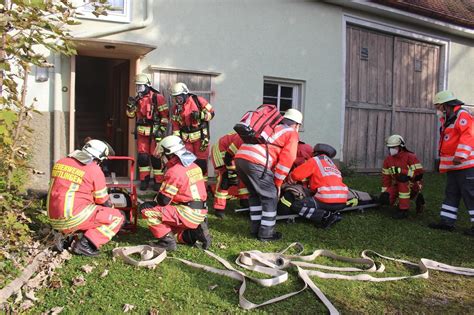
[283,143,346,227]
[211,131,249,218]
[235,108,302,241]
[139,135,212,250]
[429,91,474,236]
[47,140,124,257]
[127,74,169,191]
[379,134,425,219]
[170,82,215,179]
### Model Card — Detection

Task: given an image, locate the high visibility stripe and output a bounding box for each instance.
[50,204,96,230]
[164,184,178,195]
[440,159,474,170]
[267,126,292,144]
[204,104,213,111]
[469,210,474,215]
[274,173,286,180]
[398,192,410,199]
[64,183,80,219]
[276,164,290,173]
[238,188,249,195]
[190,184,201,200]
[306,207,315,219]
[251,215,262,220]
[250,205,262,211]
[229,143,239,155]
[281,196,292,207]
[176,205,206,225]
[181,130,202,141]
[157,104,168,111]
[441,211,457,219]
[382,168,391,175]
[143,209,162,226]
[94,187,108,199]
[318,186,348,191]
[237,149,269,166]
[137,125,152,136]
[315,193,347,199]
[212,144,225,167]
[456,152,469,159]
[441,204,458,211]
[458,144,472,151]
[381,187,387,192]
[262,211,277,217]
[261,219,276,226]
[153,169,164,175]
[215,191,228,198]
[139,166,151,172]
[172,130,180,136]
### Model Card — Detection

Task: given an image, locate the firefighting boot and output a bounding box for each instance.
[52,232,74,252]
[193,219,212,249]
[140,176,150,191]
[72,236,100,257]
[250,221,260,238]
[428,218,455,232]
[319,211,342,229]
[415,193,425,214]
[392,211,409,220]
[239,198,249,209]
[214,210,225,219]
[152,233,177,251]
[257,226,282,242]
[378,192,390,206]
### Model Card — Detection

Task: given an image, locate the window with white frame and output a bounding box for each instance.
[74,0,131,23]
[263,78,304,115]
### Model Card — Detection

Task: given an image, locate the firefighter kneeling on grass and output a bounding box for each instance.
[280,144,346,228]
[47,140,124,257]
[139,135,212,250]
[379,134,425,219]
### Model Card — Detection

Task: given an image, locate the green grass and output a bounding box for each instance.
[30,173,474,313]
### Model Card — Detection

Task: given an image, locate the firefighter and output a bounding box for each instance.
[211,131,249,218]
[235,108,302,241]
[379,134,425,219]
[126,73,169,191]
[170,82,215,179]
[283,143,346,227]
[429,91,474,236]
[47,140,124,257]
[139,135,212,250]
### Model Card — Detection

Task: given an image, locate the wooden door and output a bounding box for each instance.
[344,25,440,171]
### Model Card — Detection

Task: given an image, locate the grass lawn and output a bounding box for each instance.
[30,173,474,313]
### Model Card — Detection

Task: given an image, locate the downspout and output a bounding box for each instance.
[73,0,153,39]
[53,53,62,163]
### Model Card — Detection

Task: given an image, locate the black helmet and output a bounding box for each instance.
[313,143,336,159]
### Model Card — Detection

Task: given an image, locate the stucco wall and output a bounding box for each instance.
[448,38,474,102]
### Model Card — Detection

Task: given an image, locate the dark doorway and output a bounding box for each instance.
[75,56,130,175]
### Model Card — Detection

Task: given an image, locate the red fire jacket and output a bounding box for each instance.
[171,95,214,142]
[381,150,424,191]
[289,155,348,204]
[127,90,169,136]
[211,131,244,169]
[438,106,474,172]
[47,156,110,230]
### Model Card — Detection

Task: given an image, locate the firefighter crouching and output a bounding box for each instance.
[127,73,169,191]
[47,140,124,257]
[139,136,212,250]
[211,131,249,218]
[429,90,474,236]
[379,134,425,219]
[170,82,215,179]
[283,144,346,228]
[235,108,302,241]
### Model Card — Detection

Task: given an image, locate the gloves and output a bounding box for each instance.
[126,96,137,111]
[396,174,410,183]
[346,198,358,207]
[138,201,158,212]
[153,125,165,142]
[199,138,209,151]
[191,111,201,121]
[389,166,401,175]
[227,170,239,186]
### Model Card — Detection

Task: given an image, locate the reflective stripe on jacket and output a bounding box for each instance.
[381,150,424,192]
[211,131,243,168]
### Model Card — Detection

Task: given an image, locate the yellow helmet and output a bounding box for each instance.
[434,90,457,105]
[171,82,189,96]
[135,73,151,85]
[386,134,405,147]
[283,108,303,124]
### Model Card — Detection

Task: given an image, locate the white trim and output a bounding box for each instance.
[148,65,221,77]
[340,14,450,162]
[74,0,132,24]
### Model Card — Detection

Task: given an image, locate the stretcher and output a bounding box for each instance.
[234,203,380,223]
[106,156,138,233]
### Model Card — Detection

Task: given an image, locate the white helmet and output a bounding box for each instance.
[158,135,185,156]
[135,73,151,85]
[82,139,112,162]
[283,108,303,124]
[171,82,189,96]
[386,134,405,148]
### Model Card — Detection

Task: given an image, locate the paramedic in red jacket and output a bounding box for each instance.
[286,143,346,228]
[429,91,474,236]
[211,131,248,218]
[235,108,302,241]
[379,134,425,219]
[47,140,124,257]
[170,82,215,179]
[126,74,169,191]
[139,135,212,250]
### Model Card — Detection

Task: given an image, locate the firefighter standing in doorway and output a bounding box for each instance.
[429,90,474,236]
[47,140,124,257]
[379,134,425,219]
[211,131,249,218]
[126,73,169,191]
[139,135,212,250]
[170,82,215,179]
[235,108,302,241]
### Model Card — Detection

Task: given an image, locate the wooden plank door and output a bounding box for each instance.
[344,26,394,171]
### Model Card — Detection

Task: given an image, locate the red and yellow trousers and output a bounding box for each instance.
[141,205,207,242]
[213,167,249,211]
[385,180,422,211]
[137,134,164,183]
[57,206,124,248]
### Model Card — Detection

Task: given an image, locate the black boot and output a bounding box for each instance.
[193,219,212,249]
[415,193,425,213]
[392,211,409,219]
[214,210,225,219]
[428,219,455,231]
[140,176,150,191]
[52,233,74,252]
[152,233,177,251]
[319,211,342,229]
[250,221,260,237]
[239,199,249,209]
[72,236,99,257]
[378,192,390,206]
[257,226,282,242]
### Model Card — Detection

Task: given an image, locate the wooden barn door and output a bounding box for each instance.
[344,25,440,171]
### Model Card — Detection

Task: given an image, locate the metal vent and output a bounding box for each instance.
[360,47,368,60]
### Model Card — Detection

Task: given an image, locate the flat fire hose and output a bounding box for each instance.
[112,243,474,314]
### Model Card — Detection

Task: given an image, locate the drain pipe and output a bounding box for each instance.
[73,0,153,39]
[53,53,62,163]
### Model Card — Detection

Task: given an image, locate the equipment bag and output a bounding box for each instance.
[234,104,283,144]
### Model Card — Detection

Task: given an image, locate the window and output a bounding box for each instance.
[74,0,131,23]
[263,78,304,114]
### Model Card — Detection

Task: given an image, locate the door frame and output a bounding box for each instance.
[340,14,450,162]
